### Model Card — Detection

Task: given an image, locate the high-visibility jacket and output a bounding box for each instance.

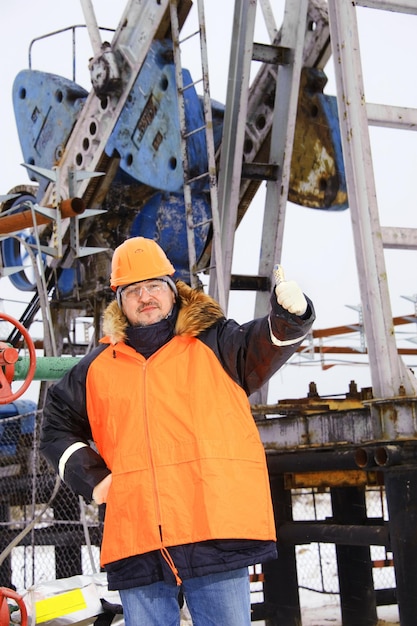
[88,333,276,565]
[41,281,315,583]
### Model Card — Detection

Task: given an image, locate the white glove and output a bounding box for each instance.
[274,265,308,316]
[93,473,112,505]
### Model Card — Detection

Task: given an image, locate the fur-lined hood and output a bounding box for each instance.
[102,280,225,345]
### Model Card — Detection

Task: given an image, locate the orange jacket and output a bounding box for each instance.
[87,333,276,565]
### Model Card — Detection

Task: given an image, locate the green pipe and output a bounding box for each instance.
[13,356,81,381]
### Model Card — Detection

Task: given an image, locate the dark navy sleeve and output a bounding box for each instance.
[200,293,315,396]
[40,345,111,502]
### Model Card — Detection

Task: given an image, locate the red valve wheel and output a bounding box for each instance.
[0,312,36,404]
[0,587,28,626]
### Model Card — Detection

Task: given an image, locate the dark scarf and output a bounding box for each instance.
[125,304,178,359]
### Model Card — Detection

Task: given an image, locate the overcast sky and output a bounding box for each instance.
[1,1,417,403]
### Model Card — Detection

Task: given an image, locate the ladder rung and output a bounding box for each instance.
[191,217,213,229]
[195,272,271,294]
[187,171,209,184]
[381,226,417,250]
[252,42,292,65]
[231,275,271,291]
[184,124,206,139]
[181,77,203,92]
[179,29,200,46]
[241,162,279,182]
[367,103,417,130]
[356,0,417,15]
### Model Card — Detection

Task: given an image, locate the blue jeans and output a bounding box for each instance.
[119,567,251,625]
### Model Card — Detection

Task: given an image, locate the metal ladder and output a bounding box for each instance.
[327,0,417,403]
[169,0,227,310]
[209,0,310,314]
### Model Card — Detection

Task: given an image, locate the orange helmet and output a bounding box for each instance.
[110,237,175,290]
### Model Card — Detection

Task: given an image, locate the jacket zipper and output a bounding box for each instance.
[142,361,182,585]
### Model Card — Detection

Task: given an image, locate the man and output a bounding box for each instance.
[40,236,315,625]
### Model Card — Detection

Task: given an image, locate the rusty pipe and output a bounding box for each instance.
[0,198,85,235]
[355,444,417,468]
[354,446,377,469]
[373,444,417,467]
[278,520,389,547]
[374,445,402,467]
[267,448,360,473]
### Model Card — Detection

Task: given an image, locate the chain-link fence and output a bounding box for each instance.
[292,486,395,604]
[0,406,102,591]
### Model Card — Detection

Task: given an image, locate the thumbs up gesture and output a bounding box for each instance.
[274,265,308,316]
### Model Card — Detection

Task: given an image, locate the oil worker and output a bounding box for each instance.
[40,236,315,626]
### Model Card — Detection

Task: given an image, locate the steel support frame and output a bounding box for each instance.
[262,473,301,626]
[327,0,417,404]
[384,465,417,623]
[330,486,378,626]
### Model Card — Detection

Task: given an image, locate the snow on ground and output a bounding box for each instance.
[250,590,400,626]
[298,589,399,626]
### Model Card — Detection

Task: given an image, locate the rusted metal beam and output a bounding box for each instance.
[283,469,380,489]
[278,520,389,547]
[313,314,417,338]
[0,198,85,235]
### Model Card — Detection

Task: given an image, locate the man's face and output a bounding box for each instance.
[120,279,176,326]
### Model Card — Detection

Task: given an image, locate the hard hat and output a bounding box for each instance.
[110,237,175,290]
